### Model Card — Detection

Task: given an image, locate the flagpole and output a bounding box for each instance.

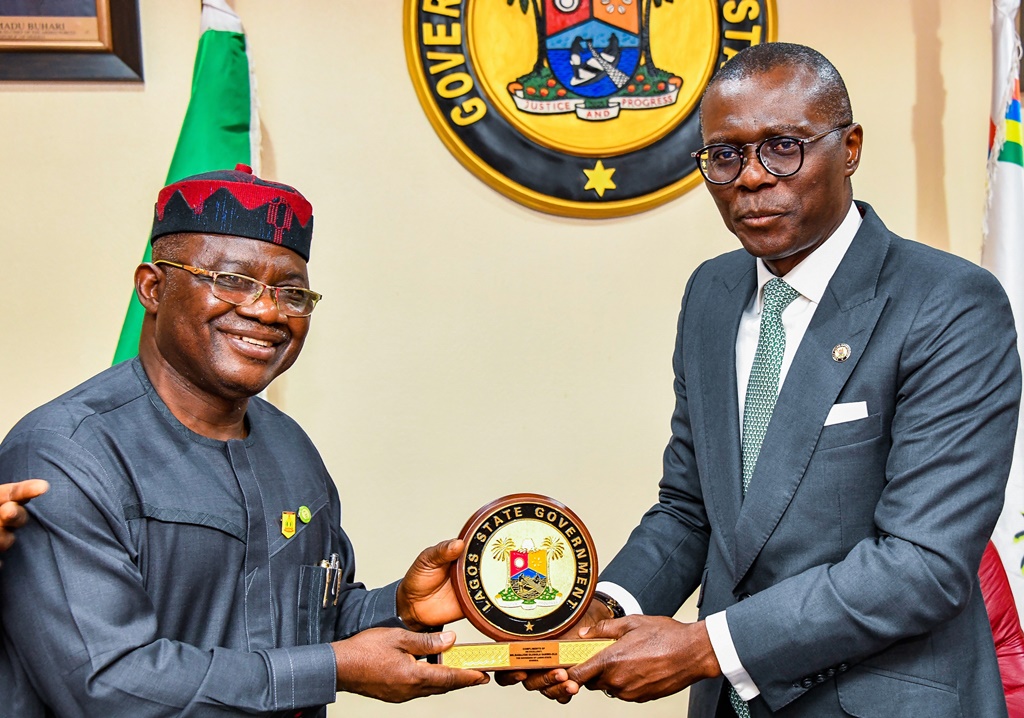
[111,0,258,364]
[986,0,1024,612]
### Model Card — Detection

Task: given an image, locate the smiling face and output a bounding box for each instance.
[699,64,862,276]
[144,233,311,403]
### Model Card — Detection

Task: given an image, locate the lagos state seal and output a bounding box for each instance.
[452,494,597,641]
[405,0,777,217]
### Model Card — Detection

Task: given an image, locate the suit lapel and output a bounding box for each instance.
[731,204,893,589]
[698,258,755,572]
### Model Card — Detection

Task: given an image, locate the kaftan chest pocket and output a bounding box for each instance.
[296,564,340,646]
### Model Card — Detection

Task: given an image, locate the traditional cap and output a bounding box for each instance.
[150,164,315,261]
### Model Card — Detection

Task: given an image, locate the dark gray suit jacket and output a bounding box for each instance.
[602,203,1021,717]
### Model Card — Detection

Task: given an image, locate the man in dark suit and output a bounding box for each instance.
[511,43,1022,717]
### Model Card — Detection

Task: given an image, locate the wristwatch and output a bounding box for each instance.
[593,590,626,619]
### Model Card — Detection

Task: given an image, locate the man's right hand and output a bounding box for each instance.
[0,480,49,553]
[332,627,489,702]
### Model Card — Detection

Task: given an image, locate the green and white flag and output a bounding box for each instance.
[112,0,260,364]
[984,0,1024,612]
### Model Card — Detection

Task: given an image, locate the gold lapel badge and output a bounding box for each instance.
[281,511,297,539]
[832,343,852,362]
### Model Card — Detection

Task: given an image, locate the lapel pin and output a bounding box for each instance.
[832,343,852,362]
[281,511,296,539]
[298,505,312,524]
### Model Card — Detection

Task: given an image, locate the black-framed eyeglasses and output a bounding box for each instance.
[691,124,852,185]
[154,260,322,318]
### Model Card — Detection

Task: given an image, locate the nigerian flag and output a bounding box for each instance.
[984,0,1024,612]
[112,0,260,364]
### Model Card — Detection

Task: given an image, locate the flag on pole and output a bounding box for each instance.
[112,0,260,364]
[984,0,1024,612]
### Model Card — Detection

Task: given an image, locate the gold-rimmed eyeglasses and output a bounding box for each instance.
[154,260,322,318]
[691,124,852,185]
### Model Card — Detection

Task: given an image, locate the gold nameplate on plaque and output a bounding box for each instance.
[444,494,612,670]
[440,639,614,671]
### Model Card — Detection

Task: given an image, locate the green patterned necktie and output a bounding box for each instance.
[730,277,799,718]
[741,277,800,495]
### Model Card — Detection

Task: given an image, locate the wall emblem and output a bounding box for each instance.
[405,0,776,217]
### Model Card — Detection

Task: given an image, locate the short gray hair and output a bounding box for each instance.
[700,42,853,131]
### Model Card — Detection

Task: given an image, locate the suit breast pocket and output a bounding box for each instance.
[296,564,340,646]
[815,413,883,452]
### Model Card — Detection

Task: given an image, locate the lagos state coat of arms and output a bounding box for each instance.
[494,536,565,608]
[452,494,597,641]
[405,0,776,217]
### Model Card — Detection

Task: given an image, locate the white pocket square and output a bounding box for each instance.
[824,401,868,426]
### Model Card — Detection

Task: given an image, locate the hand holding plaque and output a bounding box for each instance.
[438,494,614,671]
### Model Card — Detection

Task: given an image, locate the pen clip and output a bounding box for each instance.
[329,553,341,606]
[320,559,331,609]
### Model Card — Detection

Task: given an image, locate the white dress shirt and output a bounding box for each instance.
[598,201,863,700]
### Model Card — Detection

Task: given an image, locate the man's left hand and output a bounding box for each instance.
[543,616,722,703]
[396,538,465,631]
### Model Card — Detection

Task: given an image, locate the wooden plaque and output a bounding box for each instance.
[448,494,601,659]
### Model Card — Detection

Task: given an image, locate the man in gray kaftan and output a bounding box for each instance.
[0,166,487,717]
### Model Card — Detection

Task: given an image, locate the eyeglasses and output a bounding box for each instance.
[691,124,851,185]
[154,261,322,317]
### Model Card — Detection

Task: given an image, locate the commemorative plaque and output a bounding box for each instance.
[440,494,613,671]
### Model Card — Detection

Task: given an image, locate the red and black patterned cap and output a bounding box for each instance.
[151,164,314,261]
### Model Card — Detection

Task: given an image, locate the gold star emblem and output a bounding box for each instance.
[525,621,535,632]
[583,160,616,197]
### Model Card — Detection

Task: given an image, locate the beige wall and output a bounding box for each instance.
[0,1,993,716]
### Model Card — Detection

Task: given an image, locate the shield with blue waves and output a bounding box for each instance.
[545,0,641,99]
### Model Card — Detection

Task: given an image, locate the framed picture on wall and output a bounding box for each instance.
[0,0,142,82]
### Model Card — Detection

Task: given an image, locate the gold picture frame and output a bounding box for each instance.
[0,0,142,82]
[0,0,112,51]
